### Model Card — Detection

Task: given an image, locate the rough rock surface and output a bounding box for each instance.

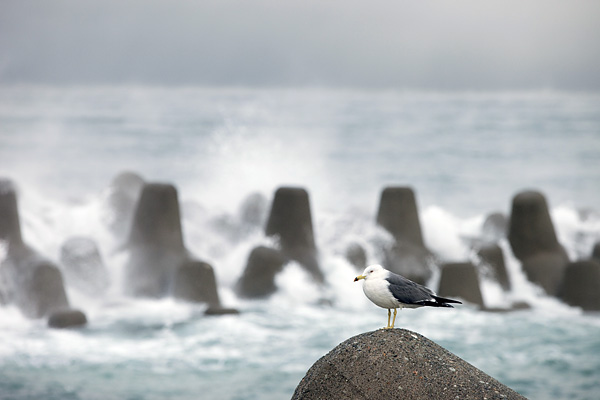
[292,329,525,400]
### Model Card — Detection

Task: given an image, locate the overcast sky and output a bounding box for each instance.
[1,0,599,90]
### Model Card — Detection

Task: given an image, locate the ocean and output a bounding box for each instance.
[1,86,599,400]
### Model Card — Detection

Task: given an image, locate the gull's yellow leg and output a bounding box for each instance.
[384,309,392,329]
[390,308,398,329]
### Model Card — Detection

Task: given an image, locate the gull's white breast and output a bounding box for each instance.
[362,277,400,309]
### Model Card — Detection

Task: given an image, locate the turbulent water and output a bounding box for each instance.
[1,86,600,400]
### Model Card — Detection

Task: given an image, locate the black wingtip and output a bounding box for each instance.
[418,300,454,308]
[417,295,462,308]
[432,295,462,305]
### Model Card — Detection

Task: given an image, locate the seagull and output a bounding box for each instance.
[354,264,461,329]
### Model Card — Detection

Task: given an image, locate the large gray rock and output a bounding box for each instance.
[438,262,484,307]
[376,187,432,284]
[60,236,110,296]
[265,187,323,282]
[477,244,510,291]
[508,191,568,295]
[292,329,525,400]
[558,260,600,311]
[236,246,286,298]
[124,183,187,297]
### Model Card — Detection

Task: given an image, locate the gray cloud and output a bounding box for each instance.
[1,0,599,89]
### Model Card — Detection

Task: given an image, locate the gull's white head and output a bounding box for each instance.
[354,264,386,282]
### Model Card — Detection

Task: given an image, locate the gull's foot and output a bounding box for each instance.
[382,326,393,330]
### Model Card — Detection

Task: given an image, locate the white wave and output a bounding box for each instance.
[272,262,322,306]
[421,205,479,262]
[499,239,579,315]
[5,179,599,317]
[552,205,600,260]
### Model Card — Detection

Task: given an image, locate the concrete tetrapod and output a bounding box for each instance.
[376,187,433,284]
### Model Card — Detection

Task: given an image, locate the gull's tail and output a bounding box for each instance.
[418,295,462,308]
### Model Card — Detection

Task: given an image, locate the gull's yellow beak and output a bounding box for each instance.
[354,275,366,282]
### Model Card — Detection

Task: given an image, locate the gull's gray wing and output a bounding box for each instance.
[385,272,435,305]
[386,271,461,307]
